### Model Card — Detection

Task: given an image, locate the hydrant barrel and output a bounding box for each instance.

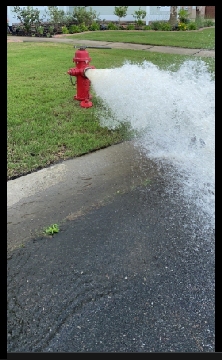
[75,76,92,101]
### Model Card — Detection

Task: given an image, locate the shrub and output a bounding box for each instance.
[45,6,66,33]
[107,22,118,30]
[61,25,69,34]
[69,24,80,33]
[187,21,197,30]
[72,6,100,27]
[150,21,158,30]
[178,22,187,31]
[150,21,163,31]
[126,24,135,30]
[203,19,214,27]
[89,21,100,31]
[132,7,146,28]
[150,21,171,31]
[195,17,205,29]
[37,25,44,35]
[12,6,43,34]
[79,22,88,32]
[48,25,54,35]
[114,6,128,28]
[159,22,172,31]
[63,14,74,27]
[178,8,190,24]
[143,25,151,30]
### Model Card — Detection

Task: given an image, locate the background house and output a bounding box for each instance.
[179,6,215,19]
[69,6,171,24]
[7,6,215,26]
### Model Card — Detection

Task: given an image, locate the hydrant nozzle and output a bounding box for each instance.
[83,67,94,78]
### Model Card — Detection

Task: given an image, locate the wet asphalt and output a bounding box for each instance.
[7,141,215,353]
[7,37,215,353]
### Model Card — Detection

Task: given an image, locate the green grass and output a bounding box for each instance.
[7,42,215,180]
[67,27,215,49]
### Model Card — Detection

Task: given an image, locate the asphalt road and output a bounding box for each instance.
[7,141,215,353]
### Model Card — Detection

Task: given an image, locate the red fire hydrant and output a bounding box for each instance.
[67,47,95,108]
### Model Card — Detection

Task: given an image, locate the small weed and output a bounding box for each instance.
[142,178,151,187]
[44,223,60,235]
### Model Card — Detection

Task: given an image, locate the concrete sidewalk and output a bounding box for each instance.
[7,35,215,58]
[7,141,157,252]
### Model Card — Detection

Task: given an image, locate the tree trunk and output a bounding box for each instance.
[168,6,178,26]
[196,6,203,19]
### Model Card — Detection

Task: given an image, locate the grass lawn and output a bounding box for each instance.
[7,41,215,180]
[67,27,215,49]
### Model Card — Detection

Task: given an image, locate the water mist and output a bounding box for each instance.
[87,59,215,237]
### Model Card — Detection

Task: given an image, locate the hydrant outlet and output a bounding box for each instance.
[83,67,95,78]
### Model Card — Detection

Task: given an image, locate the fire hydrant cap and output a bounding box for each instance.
[74,49,91,62]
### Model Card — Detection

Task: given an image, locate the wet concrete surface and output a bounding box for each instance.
[7,141,215,353]
[7,141,157,253]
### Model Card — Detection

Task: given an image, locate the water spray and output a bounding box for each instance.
[85,59,215,231]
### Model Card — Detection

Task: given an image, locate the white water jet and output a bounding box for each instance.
[87,60,215,233]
